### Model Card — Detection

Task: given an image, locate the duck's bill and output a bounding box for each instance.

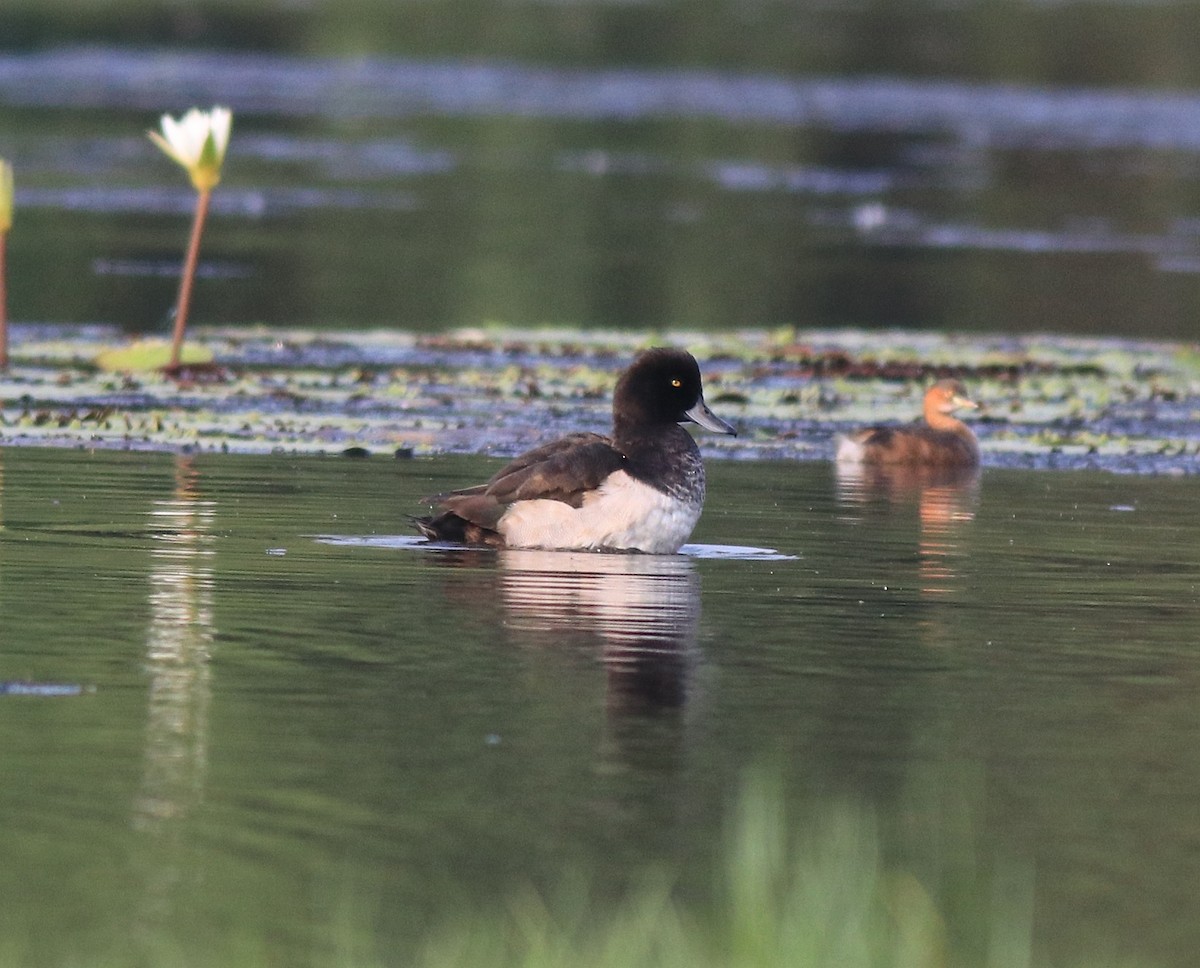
[685,397,737,436]
[953,395,980,410]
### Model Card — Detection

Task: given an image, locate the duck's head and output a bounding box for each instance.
[614,348,737,435]
[925,379,978,418]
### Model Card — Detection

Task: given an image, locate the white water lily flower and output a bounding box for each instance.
[0,159,12,234]
[148,106,232,192]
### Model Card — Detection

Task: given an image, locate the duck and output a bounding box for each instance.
[835,378,980,467]
[414,347,736,553]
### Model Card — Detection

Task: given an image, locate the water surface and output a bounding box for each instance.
[1,448,1197,966]
[5,2,1200,336]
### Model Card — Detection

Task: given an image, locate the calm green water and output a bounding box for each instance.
[4,4,1200,964]
[5,2,1200,338]
[1,448,1198,966]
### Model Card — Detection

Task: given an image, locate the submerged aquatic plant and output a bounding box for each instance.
[416,776,964,968]
[0,158,11,369]
[148,106,232,370]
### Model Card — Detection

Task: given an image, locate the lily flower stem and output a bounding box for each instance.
[0,231,8,370]
[168,187,212,370]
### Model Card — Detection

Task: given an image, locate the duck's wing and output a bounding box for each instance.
[481,433,613,492]
[417,433,626,542]
[482,432,624,505]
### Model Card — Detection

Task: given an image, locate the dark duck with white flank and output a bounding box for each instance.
[835,378,980,467]
[415,348,736,553]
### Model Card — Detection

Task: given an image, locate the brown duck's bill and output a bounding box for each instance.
[685,396,737,436]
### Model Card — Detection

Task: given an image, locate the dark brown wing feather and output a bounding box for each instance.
[483,432,610,487]
[484,434,624,505]
[415,432,627,545]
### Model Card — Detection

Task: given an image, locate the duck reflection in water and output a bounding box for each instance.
[836,461,980,600]
[497,549,700,716]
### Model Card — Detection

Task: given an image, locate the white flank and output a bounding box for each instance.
[498,470,701,554]
[834,433,867,463]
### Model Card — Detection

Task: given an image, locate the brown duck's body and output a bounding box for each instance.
[836,379,980,468]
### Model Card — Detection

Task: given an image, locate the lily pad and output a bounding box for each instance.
[94,339,215,373]
[0,322,1197,474]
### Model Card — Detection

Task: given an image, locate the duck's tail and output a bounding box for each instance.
[410,514,442,541]
[410,511,505,548]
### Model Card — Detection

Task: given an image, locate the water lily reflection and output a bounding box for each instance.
[135,455,216,831]
[498,549,700,715]
[836,462,979,599]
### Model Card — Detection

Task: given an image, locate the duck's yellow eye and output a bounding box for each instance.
[671,378,682,388]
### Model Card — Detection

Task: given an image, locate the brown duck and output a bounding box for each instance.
[835,379,979,467]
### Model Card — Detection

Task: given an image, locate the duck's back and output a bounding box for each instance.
[479,432,623,507]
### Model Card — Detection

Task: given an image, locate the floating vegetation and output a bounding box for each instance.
[94,338,216,373]
[1,324,1199,474]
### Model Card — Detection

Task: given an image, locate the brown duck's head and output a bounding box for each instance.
[924,379,978,419]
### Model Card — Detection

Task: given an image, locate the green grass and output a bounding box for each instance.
[0,769,1158,968]
[414,772,1159,968]
[417,777,966,968]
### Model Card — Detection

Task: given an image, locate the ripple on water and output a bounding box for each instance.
[313,535,796,560]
